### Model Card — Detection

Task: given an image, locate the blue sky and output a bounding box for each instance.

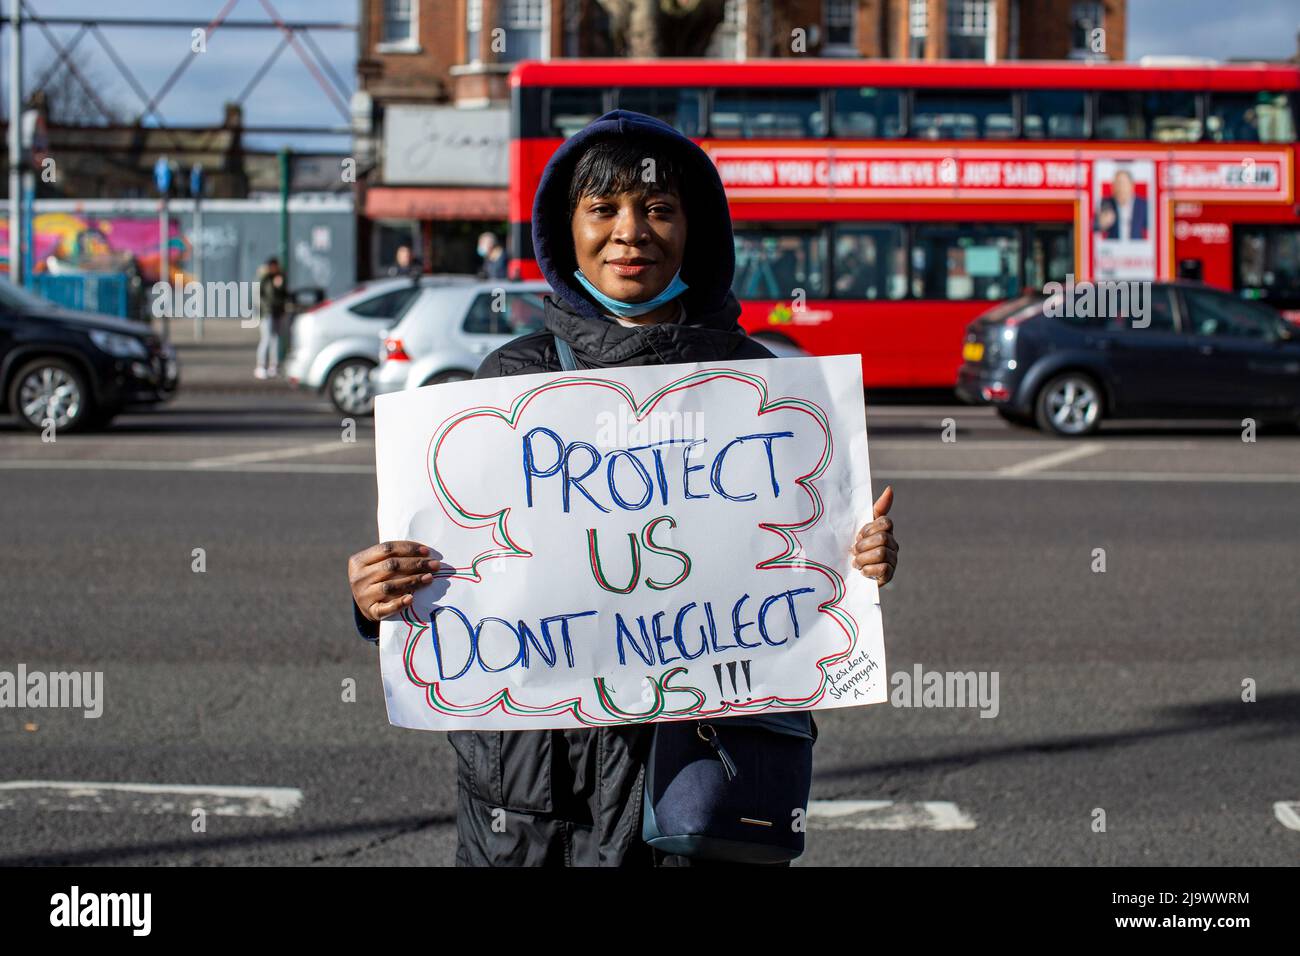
[1126,0,1297,59]
[8,0,1299,151]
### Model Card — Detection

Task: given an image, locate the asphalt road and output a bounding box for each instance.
[1,387,1297,866]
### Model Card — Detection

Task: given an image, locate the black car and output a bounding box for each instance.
[0,279,179,433]
[956,281,1300,436]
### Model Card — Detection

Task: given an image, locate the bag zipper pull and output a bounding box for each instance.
[697,723,739,782]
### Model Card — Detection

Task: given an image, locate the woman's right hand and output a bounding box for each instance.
[348,541,440,623]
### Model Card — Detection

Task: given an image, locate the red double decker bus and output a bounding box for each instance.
[508,59,1299,387]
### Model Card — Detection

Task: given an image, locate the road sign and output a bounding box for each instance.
[154,156,172,195]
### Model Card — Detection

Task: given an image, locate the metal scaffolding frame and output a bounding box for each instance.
[2,0,357,138]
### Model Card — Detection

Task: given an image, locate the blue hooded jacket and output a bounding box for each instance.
[472,109,774,376]
[532,109,736,322]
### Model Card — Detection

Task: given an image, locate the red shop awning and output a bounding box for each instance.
[364,185,508,221]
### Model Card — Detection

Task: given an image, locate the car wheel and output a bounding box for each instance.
[424,370,473,387]
[1034,371,1104,437]
[327,359,376,416]
[7,357,99,434]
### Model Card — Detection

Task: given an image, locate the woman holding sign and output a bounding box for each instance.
[347,111,899,867]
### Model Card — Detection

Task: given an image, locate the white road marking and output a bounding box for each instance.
[0,459,371,475]
[1273,801,1300,831]
[807,800,976,831]
[0,781,302,817]
[190,440,352,467]
[874,469,1300,484]
[998,442,1105,476]
[873,440,1202,450]
[864,408,996,416]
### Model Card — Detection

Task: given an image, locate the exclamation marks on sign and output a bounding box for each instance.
[713,660,754,703]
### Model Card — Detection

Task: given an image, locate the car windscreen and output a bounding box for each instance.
[348,285,421,320]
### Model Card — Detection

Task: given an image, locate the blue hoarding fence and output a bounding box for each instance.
[32,273,131,318]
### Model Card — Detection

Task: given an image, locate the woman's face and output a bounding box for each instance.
[570,189,686,303]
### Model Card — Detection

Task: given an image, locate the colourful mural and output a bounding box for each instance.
[0,213,193,284]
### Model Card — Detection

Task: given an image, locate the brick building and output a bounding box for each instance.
[877,0,1126,61]
[354,0,1125,277]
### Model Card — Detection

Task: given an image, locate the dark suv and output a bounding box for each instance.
[956,282,1300,436]
[0,279,178,433]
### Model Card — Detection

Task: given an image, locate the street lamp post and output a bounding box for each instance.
[154,156,173,342]
[190,163,205,340]
[8,2,23,286]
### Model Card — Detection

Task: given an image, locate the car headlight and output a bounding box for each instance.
[89,329,149,359]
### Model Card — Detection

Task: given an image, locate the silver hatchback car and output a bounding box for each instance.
[371,280,551,395]
[285,276,479,415]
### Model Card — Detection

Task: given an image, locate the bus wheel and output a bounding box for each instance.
[1034,372,1103,437]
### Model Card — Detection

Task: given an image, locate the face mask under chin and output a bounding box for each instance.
[573,268,690,320]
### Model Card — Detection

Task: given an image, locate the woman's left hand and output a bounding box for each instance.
[852,485,899,587]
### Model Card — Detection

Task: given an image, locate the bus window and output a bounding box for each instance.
[832,225,907,299]
[912,224,1021,300]
[732,227,828,300]
[1095,91,1144,139]
[832,88,904,138]
[1143,91,1201,142]
[1096,90,1198,141]
[1206,92,1296,143]
[615,88,704,137]
[1236,225,1300,307]
[911,91,1015,140]
[1023,90,1088,139]
[548,88,608,138]
[710,89,827,139]
[1025,225,1074,290]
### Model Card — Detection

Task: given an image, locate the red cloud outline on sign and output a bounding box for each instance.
[394,364,863,726]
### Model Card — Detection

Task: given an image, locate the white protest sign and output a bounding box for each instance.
[374,354,886,731]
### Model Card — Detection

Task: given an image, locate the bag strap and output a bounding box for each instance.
[554,335,580,371]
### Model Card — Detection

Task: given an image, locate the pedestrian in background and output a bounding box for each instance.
[386,243,423,279]
[254,257,289,380]
[477,231,508,279]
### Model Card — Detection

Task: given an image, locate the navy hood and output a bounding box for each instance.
[531,109,736,323]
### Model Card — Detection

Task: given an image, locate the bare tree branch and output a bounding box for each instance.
[597,0,728,57]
